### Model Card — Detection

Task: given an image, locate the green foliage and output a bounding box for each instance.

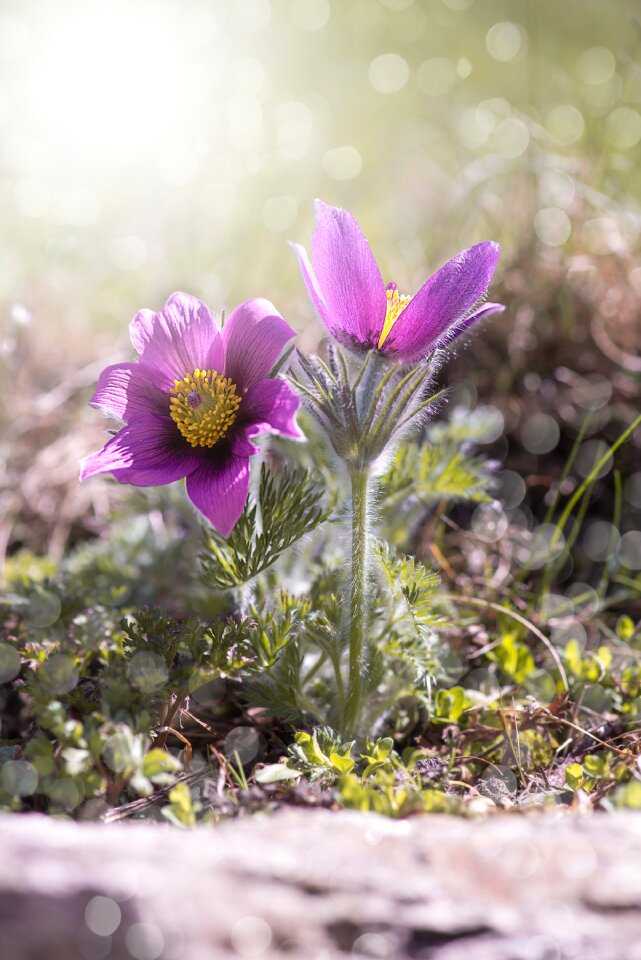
[254,763,301,784]
[611,781,641,810]
[374,543,446,691]
[290,344,443,470]
[0,540,242,816]
[2,551,58,587]
[103,728,181,796]
[516,730,553,771]
[338,770,414,817]
[338,769,462,817]
[380,423,493,514]
[431,686,472,724]
[213,592,327,721]
[200,464,329,589]
[286,727,413,804]
[288,727,356,781]
[244,594,309,669]
[161,781,200,828]
[564,639,613,682]
[565,762,585,791]
[616,616,637,642]
[58,509,210,614]
[486,633,536,683]
[376,543,442,627]
[3,337,641,825]
[121,607,224,693]
[360,736,394,777]
[336,747,463,817]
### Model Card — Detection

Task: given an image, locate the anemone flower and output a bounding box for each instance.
[292,200,504,363]
[80,293,301,536]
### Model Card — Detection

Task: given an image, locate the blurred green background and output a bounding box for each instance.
[1,0,640,560]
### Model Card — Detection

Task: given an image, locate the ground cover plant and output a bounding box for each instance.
[2,196,640,825]
[1,0,641,828]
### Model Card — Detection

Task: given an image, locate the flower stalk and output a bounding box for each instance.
[342,467,371,737]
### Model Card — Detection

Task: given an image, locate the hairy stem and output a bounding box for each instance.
[342,468,371,737]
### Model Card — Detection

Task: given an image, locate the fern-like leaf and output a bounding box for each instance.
[380,440,492,512]
[375,543,442,631]
[374,543,444,686]
[200,464,329,589]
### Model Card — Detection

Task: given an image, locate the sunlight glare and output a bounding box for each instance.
[26,2,206,172]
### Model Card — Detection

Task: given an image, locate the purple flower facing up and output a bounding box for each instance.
[292,200,504,363]
[80,293,302,536]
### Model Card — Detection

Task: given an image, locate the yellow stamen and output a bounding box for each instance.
[378,286,412,349]
[169,369,241,448]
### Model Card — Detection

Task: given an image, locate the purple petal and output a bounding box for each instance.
[290,241,333,331]
[231,427,260,458]
[222,298,297,388]
[129,308,155,354]
[186,454,250,536]
[129,292,224,390]
[308,200,387,350]
[90,362,169,421]
[433,302,505,349]
[80,415,201,486]
[240,378,303,440]
[381,241,501,363]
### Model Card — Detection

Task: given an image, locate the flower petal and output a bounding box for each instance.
[433,301,505,349]
[129,308,155,353]
[129,292,224,390]
[231,427,260,458]
[290,241,332,331]
[186,453,250,536]
[80,415,201,486]
[309,200,387,349]
[381,241,501,362]
[222,298,297,387]
[90,362,169,421]
[240,378,303,440]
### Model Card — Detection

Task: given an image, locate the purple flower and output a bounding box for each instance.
[292,200,504,363]
[80,293,302,536]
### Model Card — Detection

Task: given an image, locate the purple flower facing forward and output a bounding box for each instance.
[292,200,504,363]
[80,293,302,536]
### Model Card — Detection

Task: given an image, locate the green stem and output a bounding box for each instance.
[343,468,371,737]
[263,665,323,723]
[328,641,345,725]
[301,652,328,686]
[551,412,641,553]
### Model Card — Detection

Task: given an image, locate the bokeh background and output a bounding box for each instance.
[1,0,640,567]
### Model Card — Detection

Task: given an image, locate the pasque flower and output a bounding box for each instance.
[80,293,301,535]
[292,200,504,363]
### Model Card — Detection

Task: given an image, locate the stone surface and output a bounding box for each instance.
[1,809,641,959]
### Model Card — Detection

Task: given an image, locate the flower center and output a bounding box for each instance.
[378,283,412,349]
[169,369,241,448]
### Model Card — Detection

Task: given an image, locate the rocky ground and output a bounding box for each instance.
[2,809,641,959]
